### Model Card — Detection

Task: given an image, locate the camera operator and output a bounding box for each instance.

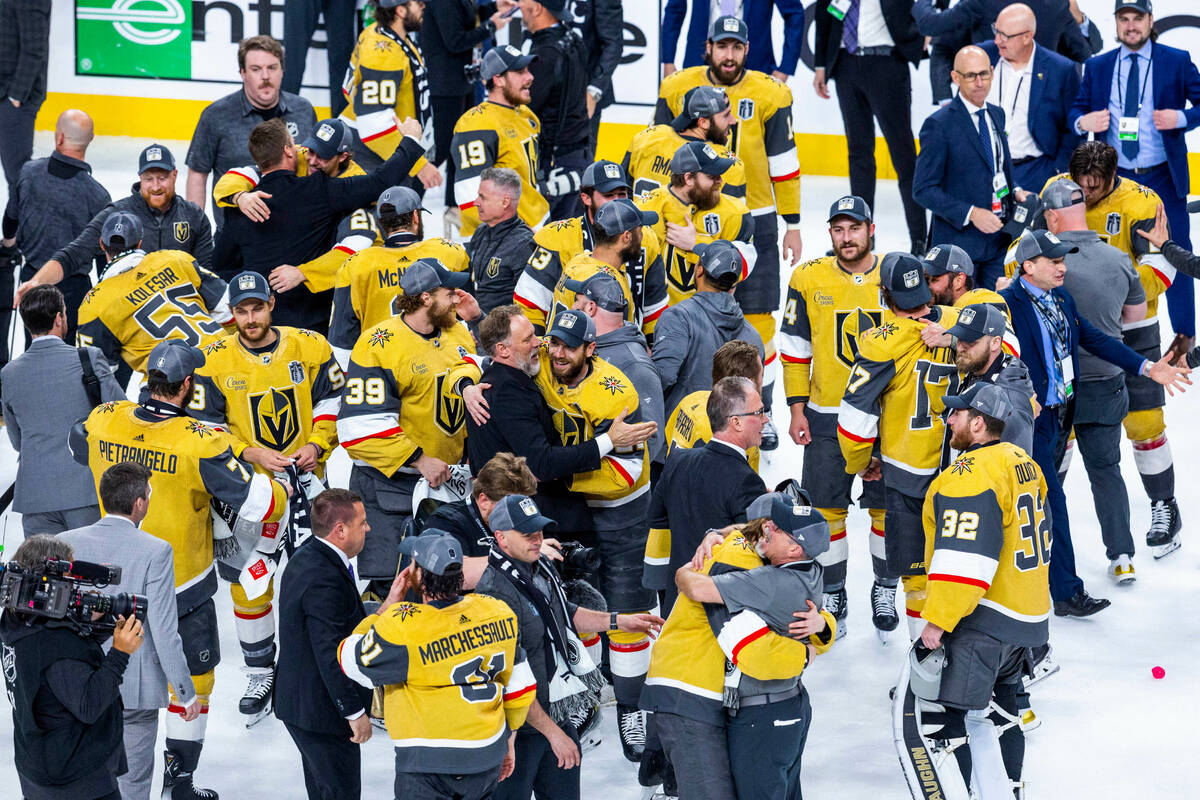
[476,494,663,800]
[1,535,145,800]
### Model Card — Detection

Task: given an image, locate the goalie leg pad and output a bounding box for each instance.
[893,652,971,800]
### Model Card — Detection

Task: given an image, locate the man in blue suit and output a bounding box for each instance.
[979,3,1080,191]
[912,0,1094,63]
[1000,229,1189,616]
[660,0,805,80]
[914,45,1023,291]
[1070,0,1200,339]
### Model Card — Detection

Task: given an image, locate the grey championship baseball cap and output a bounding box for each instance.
[671,85,732,132]
[138,143,175,174]
[1114,0,1152,15]
[480,44,537,81]
[746,492,830,558]
[581,160,631,194]
[378,185,428,215]
[709,15,749,43]
[942,381,1015,426]
[489,494,555,535]
[947,303,1008,342]
[101,212,143,249]
[302,119,354,160]
[146,339,205,382]
[564,272,628,313]
[1001,191,1046,238]
[880,252,933,309]
[228,271,271,306]
[827,195,872,223]
[669,140,735,177]
[1013,229,1079,266]
[547,308,597,348]
[400,257,471,296]
[694,240,744,285]
[922,244,975,278]
[1040,179,1086,211]
[398,530,463,576]
[594,198,658,236]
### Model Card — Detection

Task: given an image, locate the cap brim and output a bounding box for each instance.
[230,290,272,306]
[941,393,972,410]
[1187,200,1200,214]
[946,322,985,342]
[700,156,736,176]
[562,278,589,293]
[514,514,555,534]
[710,32,749,44]
[443,271,471,290]
[1044,243,1080,258]
[637,209,659,227]
[669,112,695,132]
[511,53,538,71]
[547,329,587,348]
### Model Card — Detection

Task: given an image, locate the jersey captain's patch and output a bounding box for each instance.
[950,455,975,475]
[600,375,626,395]
[1105,212,1122,237]
[368,328,393,348]
[250,387,300,450]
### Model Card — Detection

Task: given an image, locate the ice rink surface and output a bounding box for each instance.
[0,133,1196,798]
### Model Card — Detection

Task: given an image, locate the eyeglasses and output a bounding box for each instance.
[954,69,993,83]
[990,24,1031,42]
[729,408,768,419]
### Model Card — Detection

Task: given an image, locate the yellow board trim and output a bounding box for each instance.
[35,92,1200,194]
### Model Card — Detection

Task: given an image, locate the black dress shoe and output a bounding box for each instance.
[1053,589,1111,617]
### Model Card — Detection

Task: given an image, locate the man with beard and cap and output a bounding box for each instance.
[329,185,469,366]
[623,85,746,201]
[450,45,550,237]
[923,243,1009,314]
[779,195,886,640]
[516,160,666,337]
[336,258,485,600]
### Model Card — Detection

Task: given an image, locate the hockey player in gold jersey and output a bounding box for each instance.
[622,85,746,201]
[920,243,1021,358]
[339,0,440,186]
[450,45,549,237]
[71,339,290,799]
[838,252,961,638]
[339,531,536,798]
[76,212,231,374]
[778,196,887,637]
[189,272,344,722]
[337,259,483,594]
[329,185,468,365]
[910,382,1050,799]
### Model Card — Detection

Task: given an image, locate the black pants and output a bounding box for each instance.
[833,53,927,250]
[492,727,580,800]
[727,690,811,800]
[432,92,475,208]
[0,100,39,194]
[285,723,362,800]
[282,0,358,115]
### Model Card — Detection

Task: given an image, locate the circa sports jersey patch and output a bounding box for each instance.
[600,375,626,395]
[950,455,975,475]
[1106,212,1122,236]
[369,328,393,348]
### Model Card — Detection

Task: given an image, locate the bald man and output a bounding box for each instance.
[2,109,110,356]
[977,4,1081,192]
[913,46,1027,291]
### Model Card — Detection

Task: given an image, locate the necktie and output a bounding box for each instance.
[348,562,356,582]
[1123,53,1140,160]
[842,0,860,55]
[976,109,995,173]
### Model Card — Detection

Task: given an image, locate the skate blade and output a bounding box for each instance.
[876,626,892,645]
[243,707,272,728]
[1152,539,1182,559]
[579,732,603,754]
[1024,662,1061,689]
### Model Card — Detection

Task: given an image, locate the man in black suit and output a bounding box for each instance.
[912,0,1093,63]
[813,0,928,255]
[276,489,375,800]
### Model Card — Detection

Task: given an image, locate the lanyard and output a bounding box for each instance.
[997,67,1026,121]
[1118,50,1153,111]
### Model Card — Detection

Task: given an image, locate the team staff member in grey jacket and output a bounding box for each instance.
[651,239,764,418]
[466,167,537,314]
[60,463,201,800]
[569,271,666,463]
[15,144,213,305]
[1,285,124,536]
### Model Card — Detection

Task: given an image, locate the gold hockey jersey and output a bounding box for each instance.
[190,327,342,474]
[451,101,549,237]
[341,23,434,160]
[336,318,482,480]
[339,593,535,773]
[636,186,755,305]
[622,124,746,201]
[778,255,884,437]
[73,401,287,610]
[76,250,231,373]
[837,308,961,497]
[922,441,1050,646]
[329,234,470,357]
[655,68,800,217]
[664,389,761,473]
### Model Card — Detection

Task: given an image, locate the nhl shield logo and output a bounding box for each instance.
[249,386,300,450]
[1106,212,1122,237]
[173,221,189,242]
[702,213,721,236]
[288,360,305,384]
[738,98,755,120]
[486,257,501,278]
[286,121,299,138]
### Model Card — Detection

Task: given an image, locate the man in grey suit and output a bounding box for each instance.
[60,462,204,800]
[1,284,124,536]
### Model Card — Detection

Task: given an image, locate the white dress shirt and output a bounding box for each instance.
[855,0,895,49]
[958,94,1005,226]
[987,44,1043,161]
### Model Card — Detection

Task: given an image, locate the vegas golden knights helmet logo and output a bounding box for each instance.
[249,386,300,450]
[434,373,466,435]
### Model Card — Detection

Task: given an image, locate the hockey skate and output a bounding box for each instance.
[161,750,218,800]
[1146,498,1182,559]
[569,701,603,754]
[1024,644,1060,689]
[238,666,274,728]
[618,704,647,762]
[871,581,899,644]
[823,588,848,639]
[760,417,780,451]
[1108,554,1137,585]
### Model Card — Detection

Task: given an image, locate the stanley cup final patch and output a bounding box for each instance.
[903,269,921,289]
[1106,212,1122,237]
[316,123,335,141]
[703,213,721,235]
[738,98,755,120]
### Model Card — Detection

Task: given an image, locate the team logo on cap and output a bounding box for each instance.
[702,144,717,159]
[903,269,921,289]
[173,221,189,242]
[959,307,977,325]
[738,99,755,120]
[238,274,257,290]
[1106,213,1122,237]
[559,314,576,329]
[603,164,621,179]
[1014,205,1029,224]
[145,147,162,162]
[505,45,522,57]
[286,122,299,138]
[703,213,721,236]
[1045,232,1061,244]
[793,504,811,515]
[723,17,739,31]
[316,123,335,141]
[519,497,539,517]
[837,197,856,211]
[926,246,942,260]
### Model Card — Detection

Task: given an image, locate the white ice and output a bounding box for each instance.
[0,133,1195,798]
